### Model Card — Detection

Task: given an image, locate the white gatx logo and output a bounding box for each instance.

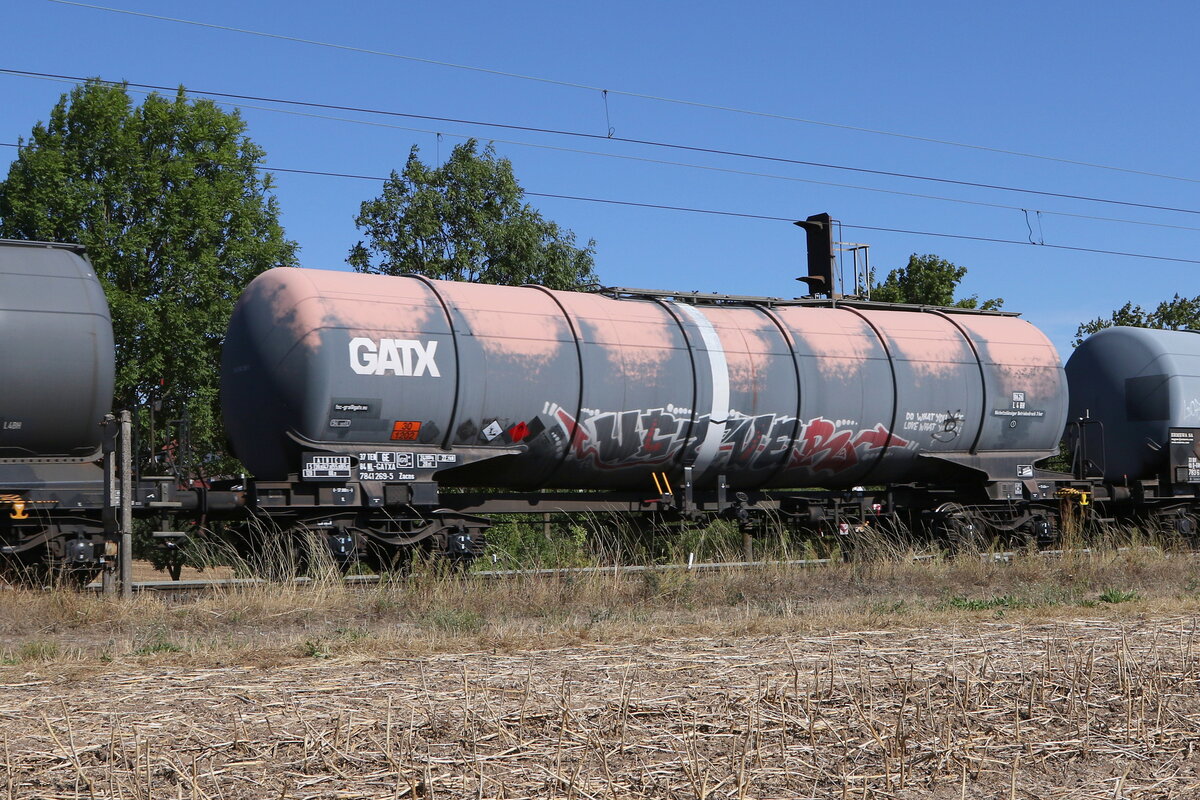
[349,337,441,377]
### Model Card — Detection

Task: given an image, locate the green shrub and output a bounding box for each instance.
[1098,588,1140,604]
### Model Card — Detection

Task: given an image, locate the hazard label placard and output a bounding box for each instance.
[390,420,422,441]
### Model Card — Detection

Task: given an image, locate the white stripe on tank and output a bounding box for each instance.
[676,303,729,478]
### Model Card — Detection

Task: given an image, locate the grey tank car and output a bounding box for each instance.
[1066,326,1200,483]
[221,268,1068,493]
[0,240,127,579]
[0,240,114,458]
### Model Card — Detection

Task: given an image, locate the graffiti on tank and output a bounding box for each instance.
[789,419,906,475]
[548,403,690,469]
[707,411,796,471]
[544,401,909,475]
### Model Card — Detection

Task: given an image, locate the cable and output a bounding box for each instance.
[266,168,795,221]
[94,79,1200,233]
[5,123,1198,239]
[119,91,1200,234]
[11,73,1200,235]
[839,224,1200,266]
[13,75,1188,233]
[3,139,1196,265]
[484,193,1200,265]
[5,68,1200,219]
[45,0,1200,186]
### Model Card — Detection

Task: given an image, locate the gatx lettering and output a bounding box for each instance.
[349,338,441,377]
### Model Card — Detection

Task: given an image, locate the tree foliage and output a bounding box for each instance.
[348,139,597,289]
[870,253,1003,309]
[0,80,297,473]
[1074,294,1200,345]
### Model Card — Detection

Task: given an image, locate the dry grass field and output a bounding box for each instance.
[3,540,1200,798]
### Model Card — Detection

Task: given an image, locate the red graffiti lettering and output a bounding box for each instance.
[790,420,907,474]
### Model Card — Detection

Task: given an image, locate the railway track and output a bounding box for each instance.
[86,557,835,594]
[76,547,1145,594]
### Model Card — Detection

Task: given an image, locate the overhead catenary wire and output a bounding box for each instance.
[3,140,1194,267]
[4,68,1200,220]
[9,69,1200,235]
[11,72,1200,236]
[44,0,1200,187]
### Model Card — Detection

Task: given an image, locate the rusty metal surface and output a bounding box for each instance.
[954,313,1068,456]
[773,306,896,485]
[222,270,1067,488]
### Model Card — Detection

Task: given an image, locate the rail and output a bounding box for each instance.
[75,547,1168,594]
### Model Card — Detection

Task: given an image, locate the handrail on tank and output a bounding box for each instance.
[0,238,87,253]
[1069,415,1106,480]
[595,286,1019,316]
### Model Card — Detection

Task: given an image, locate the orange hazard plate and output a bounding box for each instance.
[390,420,422,441]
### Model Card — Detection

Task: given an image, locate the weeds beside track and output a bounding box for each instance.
[2,529,1197,666]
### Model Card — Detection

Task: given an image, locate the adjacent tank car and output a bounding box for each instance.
[0,241,177,577]
[1064,327,1200,532]
[0,240,114,457]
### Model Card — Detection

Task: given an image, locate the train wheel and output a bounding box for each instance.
[426,526,486,573]
[316,528,359,575]
[1165,513,1200,550]
[0,545,101,588]
[0,547,49,586]
[224,520,315,581]
[282,525,362,578]
[1018,515,1056,550]
[933,503,985,554]
[361,542,416,577]
[52,562,103,589]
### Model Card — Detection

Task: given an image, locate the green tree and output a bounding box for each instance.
[870,253,1003,309]
[1074,294,1200,345]
[348,139,597,288]
[0,80,297,474]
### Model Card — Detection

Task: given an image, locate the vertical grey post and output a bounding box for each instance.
[101,414,117,596]
[119,410,133,599]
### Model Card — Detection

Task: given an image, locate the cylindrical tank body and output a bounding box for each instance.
[0,240,115,457]
[1066,326,1200,481]
[222,269,1067,488]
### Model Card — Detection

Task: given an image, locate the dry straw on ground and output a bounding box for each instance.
[3,614,1200,799]
[3,541,1200,798]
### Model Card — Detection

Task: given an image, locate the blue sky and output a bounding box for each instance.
[4,0,1199,359]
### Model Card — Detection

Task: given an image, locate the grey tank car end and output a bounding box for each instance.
[1066,326,1200,483]
[0,240,114,458]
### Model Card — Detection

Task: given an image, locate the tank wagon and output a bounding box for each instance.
[0,241,193,578]
[217,267,1071,563]
[1065,327,1200,532]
